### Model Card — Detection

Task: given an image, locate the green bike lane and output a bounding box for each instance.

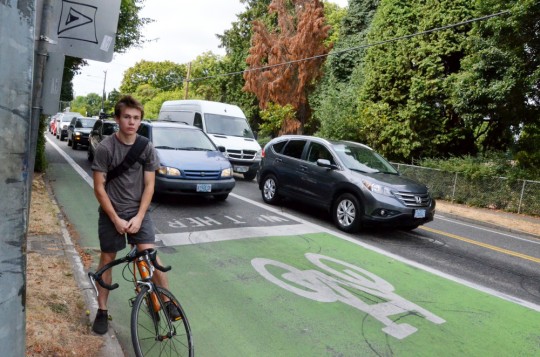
[47,152,540,357]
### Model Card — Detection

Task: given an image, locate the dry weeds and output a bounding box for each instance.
[26,174,103,356]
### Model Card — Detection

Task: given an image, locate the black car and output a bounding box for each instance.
[257,135,435,232]
[87,119,118,161]
[67,117,97,150]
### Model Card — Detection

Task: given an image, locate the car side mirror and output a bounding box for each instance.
[218,146,226,153]
[317,159,337,169]
[92,129,99,135]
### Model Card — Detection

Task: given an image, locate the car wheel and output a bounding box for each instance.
[243,171,257,181]
[214,194,228,201]
[72,141,78,150]
[67,138,72,146]
[261,174,280,204]
[333,193,362,233]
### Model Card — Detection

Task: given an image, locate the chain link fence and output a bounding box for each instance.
[393,163,540,217]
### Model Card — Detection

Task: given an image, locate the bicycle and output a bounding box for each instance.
[88,246,194,357]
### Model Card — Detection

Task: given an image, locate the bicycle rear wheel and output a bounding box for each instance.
[131,285,193,357]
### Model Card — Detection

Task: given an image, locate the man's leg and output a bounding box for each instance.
[95,251,117,309]
[93,251,117,334]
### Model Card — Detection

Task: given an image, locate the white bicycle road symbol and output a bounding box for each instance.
[251,253,445,339]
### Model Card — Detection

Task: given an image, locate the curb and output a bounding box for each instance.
[52,191,125,357]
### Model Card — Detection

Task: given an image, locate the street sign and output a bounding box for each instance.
[42,52,65,115]
[52,0,121,62]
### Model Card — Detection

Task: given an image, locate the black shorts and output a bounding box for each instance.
[98,208,156,253]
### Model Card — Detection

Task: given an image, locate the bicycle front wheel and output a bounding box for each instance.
[131,285,193,357]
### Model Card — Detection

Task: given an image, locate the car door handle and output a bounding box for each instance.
[299,165,308,171]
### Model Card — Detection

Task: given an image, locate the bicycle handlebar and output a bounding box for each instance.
[88,247,171,293]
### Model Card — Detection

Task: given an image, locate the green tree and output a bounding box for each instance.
[143,90,184,119]
[217,0,272,128]
[187,52,223,100]
[244,0,331,133]
[449,0,540,157]
[311,0,378,139]
[120,60,186,94]
[355,0,475,161]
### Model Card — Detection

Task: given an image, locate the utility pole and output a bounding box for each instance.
[101,70,107,115]
[184,62,192,99]
[0,0,52,354]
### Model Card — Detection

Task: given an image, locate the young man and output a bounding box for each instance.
[90,96,177,334]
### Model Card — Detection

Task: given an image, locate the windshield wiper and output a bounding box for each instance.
[154,145,177,150]
[178,146,212,151]
[350,167,379,174]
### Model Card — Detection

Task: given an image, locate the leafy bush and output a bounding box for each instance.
[34,115,48,172]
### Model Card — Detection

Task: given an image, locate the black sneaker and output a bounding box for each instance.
[92,309,109,335]
[164,301,182,321]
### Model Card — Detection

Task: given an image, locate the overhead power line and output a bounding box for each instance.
[187,9,511,83]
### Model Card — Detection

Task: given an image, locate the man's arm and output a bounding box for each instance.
[93,170,129,234]
[125,170,155,234]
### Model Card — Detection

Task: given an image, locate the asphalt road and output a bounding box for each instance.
[44,132,540,356]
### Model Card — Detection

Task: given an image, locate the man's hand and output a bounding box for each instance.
[126,215,143,234]
[113,217,130,235]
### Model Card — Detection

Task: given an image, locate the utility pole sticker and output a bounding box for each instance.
[251,253,445,339]
[57,0,98,44]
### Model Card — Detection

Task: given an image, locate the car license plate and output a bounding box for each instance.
[234,165,249,173]
[414,209,426,218]
[196,184,212,192]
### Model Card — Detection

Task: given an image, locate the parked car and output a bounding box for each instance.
[67,117,97,150]
[87,119,118,161]
[257,135,435,232]
[138,121,235,201]
[55,112,82,141]
[49,112,62,135]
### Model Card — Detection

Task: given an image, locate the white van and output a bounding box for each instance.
[158,100,261,180]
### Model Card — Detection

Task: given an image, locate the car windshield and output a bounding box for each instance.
[332,143,398,174]
[152,127,216,151]
[78,118,97,128]
[204,113,255,138]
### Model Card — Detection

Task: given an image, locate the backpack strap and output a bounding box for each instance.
[106,135,149,185]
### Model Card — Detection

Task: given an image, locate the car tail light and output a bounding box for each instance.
[261,148,266,158]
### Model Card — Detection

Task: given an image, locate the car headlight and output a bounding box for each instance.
[362,180,394,197]
[157,166,181,176]
[254,149,262,160]
[74,131,82,136]
[221,167,233,177]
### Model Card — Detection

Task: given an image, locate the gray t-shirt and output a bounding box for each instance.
[92,134,160,214]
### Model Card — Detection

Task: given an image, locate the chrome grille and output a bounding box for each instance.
[393,192,431,207]
[183,170,220,180]
[227,149,257,160]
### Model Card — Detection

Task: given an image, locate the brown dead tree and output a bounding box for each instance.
[243,0,331,134]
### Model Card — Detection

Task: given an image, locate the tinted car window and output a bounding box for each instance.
[281,140,306,159]
[270,140,287,154]
[102,123,117,136]
[306,142,335,164]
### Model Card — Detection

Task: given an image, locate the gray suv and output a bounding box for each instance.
[257,135,435,232]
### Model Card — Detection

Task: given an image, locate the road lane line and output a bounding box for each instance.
[46,137,94,188]
[421,226,540,264]
[436,215,540,243]
[157,224,320,246]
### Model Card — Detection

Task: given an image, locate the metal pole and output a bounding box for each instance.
[518,180,526,215]
[184,62,192,99]
[101,70,107,114]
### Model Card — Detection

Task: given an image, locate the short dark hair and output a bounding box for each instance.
[114,95,144,120]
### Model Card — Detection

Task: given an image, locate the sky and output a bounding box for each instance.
[72,0,349,97]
